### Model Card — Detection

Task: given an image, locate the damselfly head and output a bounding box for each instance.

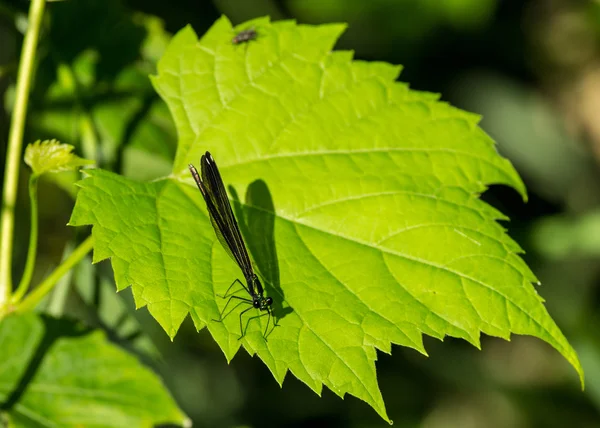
[253,295,273,310]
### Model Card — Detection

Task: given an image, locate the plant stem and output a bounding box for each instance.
[11,174,39,304]
[0,0,47,308]
[17,236,94,313]
[45,242,76,317]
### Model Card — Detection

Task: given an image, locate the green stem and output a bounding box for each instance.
[45,242,76,317]
[11,174,39,304]
[17,236,93,313]
[0,0,46,308]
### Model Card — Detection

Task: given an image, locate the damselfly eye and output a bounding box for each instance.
[253,299,261,309]
[266,297,273,306]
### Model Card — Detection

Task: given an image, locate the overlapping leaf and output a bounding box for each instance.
[0,313,187,427]
[69,16,583,421]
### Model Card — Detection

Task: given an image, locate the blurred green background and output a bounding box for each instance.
[1,0,600,426]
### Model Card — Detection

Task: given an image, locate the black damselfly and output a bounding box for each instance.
[189,152,273,339]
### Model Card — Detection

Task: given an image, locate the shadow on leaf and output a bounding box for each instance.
[0,315,91,412]
[229,180,293,329]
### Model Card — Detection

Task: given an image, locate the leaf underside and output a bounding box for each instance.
[69,16,583,422]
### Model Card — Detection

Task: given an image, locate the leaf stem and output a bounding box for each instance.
[17,236,94,313]
[0,0,47,309]
[11,174,39,304]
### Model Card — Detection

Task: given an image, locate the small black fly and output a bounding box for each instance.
[189,152,273,339]
[232,27,258,45]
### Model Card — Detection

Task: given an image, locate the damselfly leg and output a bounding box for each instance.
[242,306,273,338]
[212,278,250,322]
[212,280,275,340]
[216,278,249,299]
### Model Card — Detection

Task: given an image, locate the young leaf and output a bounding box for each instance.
[24,139,94,176]
[0,313,187,427]
[69,16,583,422]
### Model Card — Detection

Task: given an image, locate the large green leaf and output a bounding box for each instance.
[69,16,583,422]
[0,313,187,427]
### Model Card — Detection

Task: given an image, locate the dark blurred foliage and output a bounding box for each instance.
[1,0,600,426]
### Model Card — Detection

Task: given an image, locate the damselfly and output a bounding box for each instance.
[189,152,273,339]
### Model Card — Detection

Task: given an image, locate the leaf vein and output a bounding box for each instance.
[293,223,380,405]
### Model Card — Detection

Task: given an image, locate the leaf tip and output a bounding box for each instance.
[570,354,585,391]
[216,14,233,28]
[499,157,528,202]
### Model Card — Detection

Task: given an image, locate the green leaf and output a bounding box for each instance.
[24,139,94,176]
[0,313,187,427]
[532,210,600,258]
[69,16,583,422]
